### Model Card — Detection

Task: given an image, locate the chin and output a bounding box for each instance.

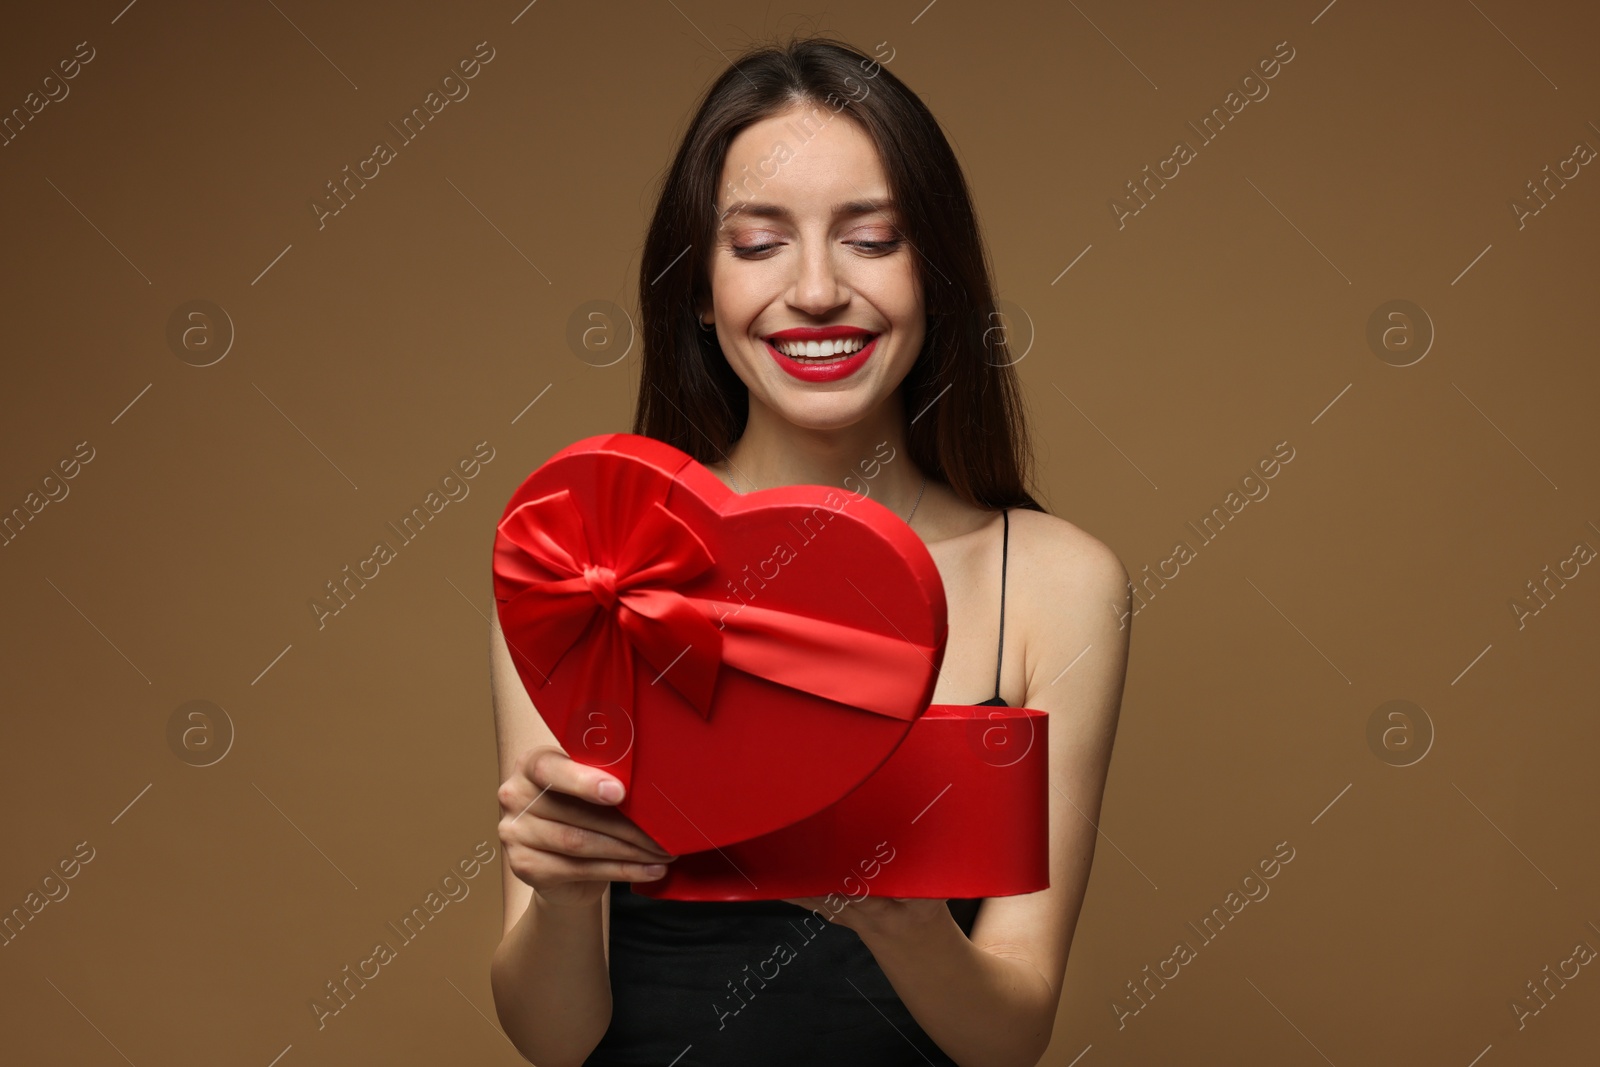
[768,400,872,432]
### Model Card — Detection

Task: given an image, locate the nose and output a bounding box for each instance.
[786,240,849,317]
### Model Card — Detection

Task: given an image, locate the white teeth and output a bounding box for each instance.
[770,335,873,359]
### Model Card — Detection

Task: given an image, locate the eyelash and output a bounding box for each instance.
[731,239,902,259]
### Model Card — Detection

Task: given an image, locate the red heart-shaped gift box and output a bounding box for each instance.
[492,433,1051,900]
[492,433,948,857]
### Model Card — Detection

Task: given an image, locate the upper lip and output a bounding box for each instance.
[764,326,879,342]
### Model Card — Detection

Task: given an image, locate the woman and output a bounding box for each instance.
[489,35,1130,1067]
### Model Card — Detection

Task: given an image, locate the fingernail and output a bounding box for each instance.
[643,864,666,877]
[598,780,623,803]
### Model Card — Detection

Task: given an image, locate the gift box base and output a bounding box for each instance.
[630,703,1049,901]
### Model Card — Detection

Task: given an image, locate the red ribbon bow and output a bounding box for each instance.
[492,467,935,792]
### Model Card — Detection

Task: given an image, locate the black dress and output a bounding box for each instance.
[586,510,1014,1066]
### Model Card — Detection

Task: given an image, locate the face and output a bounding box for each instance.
[702,101,925,430]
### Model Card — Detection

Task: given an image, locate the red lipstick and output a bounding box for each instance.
[762,326,880,383]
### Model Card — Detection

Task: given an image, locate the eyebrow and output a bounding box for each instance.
[717,197,898,223]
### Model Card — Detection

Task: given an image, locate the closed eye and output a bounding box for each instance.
[730,238,903,259]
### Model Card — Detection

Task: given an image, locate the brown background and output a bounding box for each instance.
[2,0,1597,1063]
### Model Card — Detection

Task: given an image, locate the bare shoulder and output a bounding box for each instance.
[1003,508,1132,704]
[1006,507,1130,611]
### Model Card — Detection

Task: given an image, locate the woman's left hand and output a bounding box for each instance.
[782,894,951,939]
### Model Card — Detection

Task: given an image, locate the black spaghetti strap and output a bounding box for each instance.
[993,508,1009,702]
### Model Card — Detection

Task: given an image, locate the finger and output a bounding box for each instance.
[529,791,676,859]
[517,749,672,854]
[523,746,629,808]
[528,816,679,867]
[543,850,670,884]
[498,792,674,864]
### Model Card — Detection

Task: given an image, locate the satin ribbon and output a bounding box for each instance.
[492,460,936,791]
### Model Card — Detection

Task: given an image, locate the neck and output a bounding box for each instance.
[723,391,925,509]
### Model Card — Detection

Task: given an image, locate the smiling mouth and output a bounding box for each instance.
[764,334,880,362]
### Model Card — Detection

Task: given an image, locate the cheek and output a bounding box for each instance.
[865,279,922,337]
[711,267,780,328]
[890,325,926,369]
[859,263,922,324]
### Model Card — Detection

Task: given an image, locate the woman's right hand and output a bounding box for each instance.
[497,744,677,908]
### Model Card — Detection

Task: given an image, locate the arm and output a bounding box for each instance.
[797,516,1131,1067]
[487,610,612,1066]
[488,612,675,1066]
[491,891,611,1067]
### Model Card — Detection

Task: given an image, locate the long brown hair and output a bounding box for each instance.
[631,34,1043,513]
